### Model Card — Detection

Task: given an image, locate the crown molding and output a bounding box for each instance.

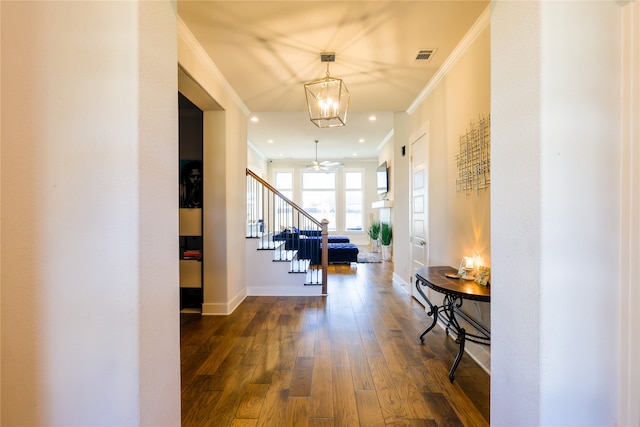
[177,15,250,116]
[377,129,395,152]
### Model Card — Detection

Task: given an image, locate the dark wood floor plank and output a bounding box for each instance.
[283,397,310,427]
[235,383,269,419]
[180,262,490,426]
[255,369,292,427]
[354,314,384,356]
[375,338,435,420]
[229,336,255,357]
[332,365,359,427]
[181,390,222,427]
[181,350,211,388]
[421,392,464,426]
[213,364,260,427]
[440,383,489,427]
[202,352,245,391]
[275,331,300,370]
[297,328,317,358]
[354,390,385,427]
[250,340,282,384]
[195,336,238,376]
[366,353,410,424]
[347,344,375,391]
[409,420,438,427]
[309,355,333,418]
[453,367,490,419]
[308,418,335,427]
[290,356,315,397]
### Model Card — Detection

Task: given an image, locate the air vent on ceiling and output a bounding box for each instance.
[414,49,436,62]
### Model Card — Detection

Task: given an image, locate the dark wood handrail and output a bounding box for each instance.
[246,168,323,228]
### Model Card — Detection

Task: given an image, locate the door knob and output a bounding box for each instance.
[420,240,426,246]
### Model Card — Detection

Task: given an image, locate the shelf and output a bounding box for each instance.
[372,200,394,209]
[179,208,202,236]
[180,259,202,288]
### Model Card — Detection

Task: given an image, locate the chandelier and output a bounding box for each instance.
[304,53,350,128]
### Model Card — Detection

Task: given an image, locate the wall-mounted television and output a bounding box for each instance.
[377,161,389,195]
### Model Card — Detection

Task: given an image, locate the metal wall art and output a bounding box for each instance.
[455,114,491,196]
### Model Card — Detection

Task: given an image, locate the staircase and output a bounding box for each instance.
[246,169,328,295]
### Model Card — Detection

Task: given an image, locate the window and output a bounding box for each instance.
[345,171,363,230]
[302,172,336,230]
[275,172,293,197]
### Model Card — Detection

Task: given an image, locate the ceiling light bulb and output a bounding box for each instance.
[250,116,259,122]
[369,115,376,121]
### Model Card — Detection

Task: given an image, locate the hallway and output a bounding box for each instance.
[180,261,489,426]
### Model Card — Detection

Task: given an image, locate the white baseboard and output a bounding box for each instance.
[201,302,231,315]
[201,289,246,315]
[392,272,410,295]
[246,285,324,297]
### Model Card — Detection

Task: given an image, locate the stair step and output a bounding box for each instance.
[274,249,297,262]
[289,259,310,273]
[257,240,285,250]
[246,230,273,239]
[304,267,323,285]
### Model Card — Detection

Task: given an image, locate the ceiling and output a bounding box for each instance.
[177,1,488,161]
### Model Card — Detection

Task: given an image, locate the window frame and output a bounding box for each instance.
[343,168,365,232]
[301,170,337,231]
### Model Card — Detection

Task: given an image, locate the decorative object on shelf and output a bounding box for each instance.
[380,222,392,261]
[458,256,476,280]
[179,160,203,208]
[455,114,490,196]
[368,220,381,253]
[474,266,491,286]
[304,52,350,128]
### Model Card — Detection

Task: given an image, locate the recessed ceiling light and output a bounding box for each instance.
[250,116,259,122]
[368,115,376,121]
[352,153,357,157]
[358,138,365,143]
[267,139,274,144]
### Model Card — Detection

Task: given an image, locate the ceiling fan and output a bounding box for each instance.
[306,139,343,171]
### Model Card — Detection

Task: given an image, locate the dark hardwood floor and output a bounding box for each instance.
[180,260,489,426]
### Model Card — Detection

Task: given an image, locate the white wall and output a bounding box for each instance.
[391,112,411,277]
[620,3,640,425]
[1,1,180,425]
[404,15,491,277]
[178,18,249,315]
[247,142,269,177]
[492,1,624,425]
[394,10,491,369]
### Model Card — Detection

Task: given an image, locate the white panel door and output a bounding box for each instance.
[410,128,429,307]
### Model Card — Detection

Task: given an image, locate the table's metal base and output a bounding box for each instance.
[417,281,489,382]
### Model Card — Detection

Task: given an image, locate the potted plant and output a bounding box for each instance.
[368,220,381,252]
[380,222,392,260]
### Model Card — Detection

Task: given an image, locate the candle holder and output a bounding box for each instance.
[458,257,476,280]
